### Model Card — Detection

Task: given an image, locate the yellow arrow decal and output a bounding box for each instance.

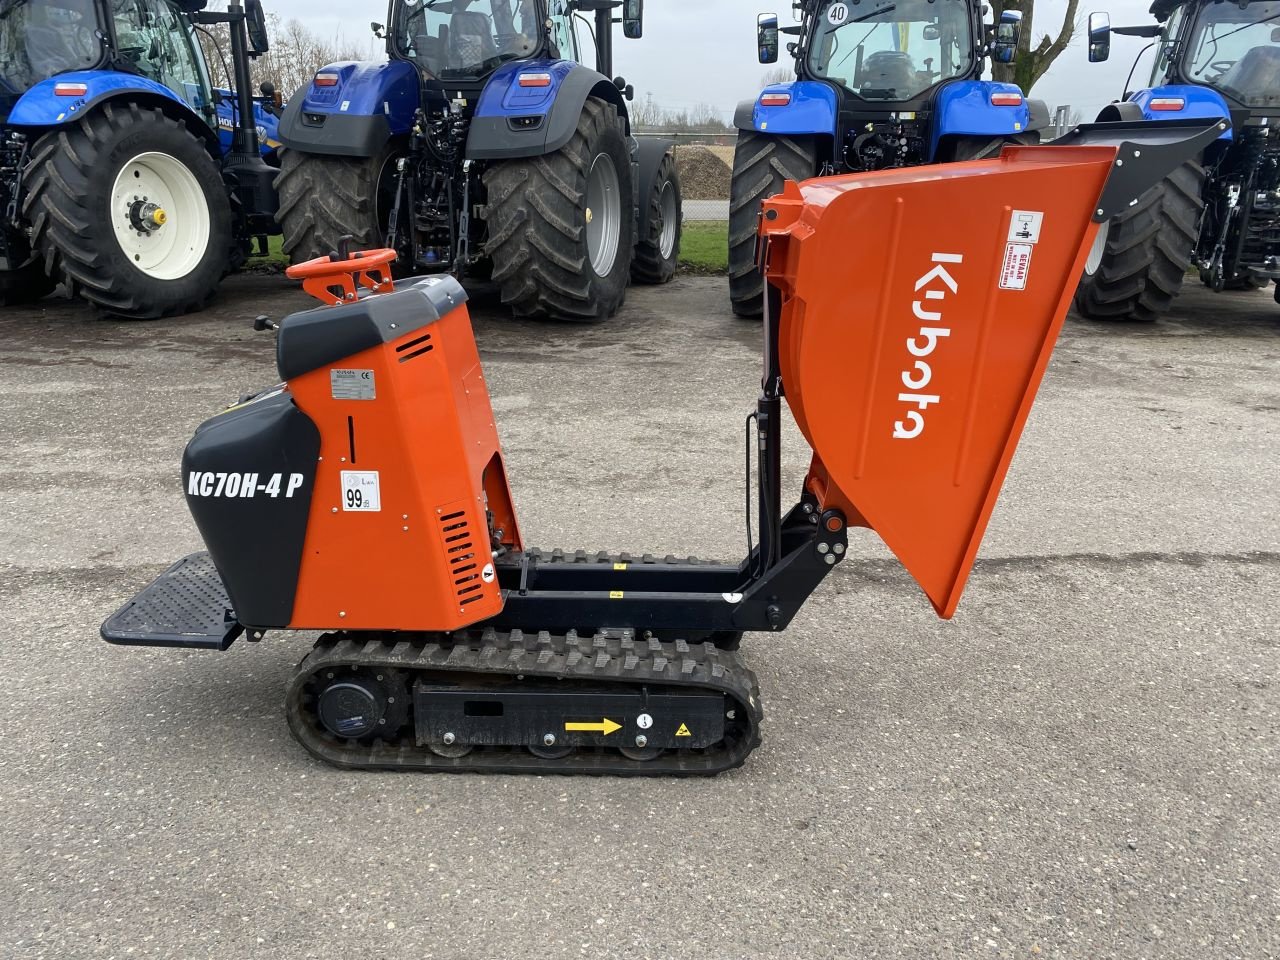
[564,718,622,736]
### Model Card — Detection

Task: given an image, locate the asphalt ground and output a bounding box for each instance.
[1,274,1277,959]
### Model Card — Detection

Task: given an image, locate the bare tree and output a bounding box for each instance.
[196,9,371,99]
[991,0,1082,94]
[760,66,794,86]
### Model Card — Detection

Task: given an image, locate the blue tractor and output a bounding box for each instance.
[728,0,1050,316]
[274,0,682,322]
[1077,0,1279,320]
[0,0,281,317]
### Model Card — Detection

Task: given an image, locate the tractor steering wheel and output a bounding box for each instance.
[1206,58,1237,81]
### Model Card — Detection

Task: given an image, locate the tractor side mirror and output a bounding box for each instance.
[245,0,269,56]
[922,23,940,40]
[1088,12,1112,62]
[371,21,386,38]
[758,13,780,64]
[622,0,643,39]
[993,9,1021,63]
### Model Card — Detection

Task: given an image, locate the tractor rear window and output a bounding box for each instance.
[0,0,101,92]
[395,0,542,80]
[1183,0,1280,108]
[808,0,974,102]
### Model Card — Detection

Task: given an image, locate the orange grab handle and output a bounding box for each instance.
[286,247,398,306]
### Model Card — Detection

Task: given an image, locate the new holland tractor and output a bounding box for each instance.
[728,0,1051,316]
[1076,0,1279,320]
[274,0,681,322]
[0,0,282,318]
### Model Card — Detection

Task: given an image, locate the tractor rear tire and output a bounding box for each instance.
[274,142,403,266]
[483,97,633,321]
[631,149,681,285]
[1074,160,1205,323]
[24,103,232,319]
[728,132,817,318]
[0,255,56,306]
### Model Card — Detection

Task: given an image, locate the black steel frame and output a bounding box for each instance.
[482,276,850,648]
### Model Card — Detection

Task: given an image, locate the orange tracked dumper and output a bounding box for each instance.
[102,119,1224,775]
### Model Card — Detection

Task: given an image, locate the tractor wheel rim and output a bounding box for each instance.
[658,178,678,260]
[585,151,620,277]
[110,151,210,281]
[1084,220,1109,276]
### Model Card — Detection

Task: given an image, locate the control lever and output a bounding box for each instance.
[252,314,278,332]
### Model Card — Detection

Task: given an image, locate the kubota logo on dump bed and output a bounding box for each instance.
[893,253,963,440]
[187,471,304,499]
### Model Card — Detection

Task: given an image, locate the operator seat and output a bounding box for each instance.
[859,51,917,98]
[449,8,498,69]
[1219,46,1280,107]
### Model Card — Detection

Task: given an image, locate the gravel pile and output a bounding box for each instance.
[673,146,732,201]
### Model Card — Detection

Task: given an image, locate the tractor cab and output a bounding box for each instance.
[0,0,217,119]
[748,0,1036,177]
[392,0,560,83]
[805,0,979,104]
[1149,0,1279,115]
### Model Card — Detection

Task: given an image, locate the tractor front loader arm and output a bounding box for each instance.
[759,117,1228,618]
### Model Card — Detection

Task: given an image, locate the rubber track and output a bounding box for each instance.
[1074,160,1205,322]
[274,147,382,265]
[728,132,816,318]
[286,628,762,776]
[482,98,629,320]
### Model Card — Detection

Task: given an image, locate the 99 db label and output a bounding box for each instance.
[340,471,381,511]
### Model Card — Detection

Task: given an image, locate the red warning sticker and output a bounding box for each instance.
[999,242,1033,291]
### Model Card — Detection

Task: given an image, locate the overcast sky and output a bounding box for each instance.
[283,0,1167,122]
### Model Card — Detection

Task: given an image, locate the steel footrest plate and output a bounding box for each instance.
[101,552,242,650]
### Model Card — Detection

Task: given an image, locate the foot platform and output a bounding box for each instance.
[101,553,242,650]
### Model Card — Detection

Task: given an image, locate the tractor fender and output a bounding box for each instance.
[930,80,1032,157]
[634,136,674,245]
[1025,98,1051,133]
[465,61,628,161]
[6,71,217,147]
[732,81,838,135]
[277,60,419,158]
[1125,85,1233,140]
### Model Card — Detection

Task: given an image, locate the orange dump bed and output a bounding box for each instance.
[761,145,1119,618]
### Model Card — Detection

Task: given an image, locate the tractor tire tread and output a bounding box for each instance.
[24,102,232,318]
[727,132,816,318]
[482,97,632,321]
[1075,160,1205,323]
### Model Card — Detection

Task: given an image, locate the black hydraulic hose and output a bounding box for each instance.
[194,25,237,126]
[744,410,759,579]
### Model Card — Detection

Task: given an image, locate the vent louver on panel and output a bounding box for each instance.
[439,510,484,606]
[395,332,434,363]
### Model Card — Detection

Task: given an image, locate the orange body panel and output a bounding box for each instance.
[285,299,520,632]
[762,145,1117,617]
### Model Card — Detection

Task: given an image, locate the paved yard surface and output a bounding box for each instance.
[1,275,1277,959]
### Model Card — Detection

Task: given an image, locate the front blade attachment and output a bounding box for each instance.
[761,119,1219,618]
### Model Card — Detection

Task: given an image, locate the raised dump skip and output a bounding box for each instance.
[760,128,1222,617]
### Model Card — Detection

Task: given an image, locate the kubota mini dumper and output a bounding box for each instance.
[101,118,1224,776]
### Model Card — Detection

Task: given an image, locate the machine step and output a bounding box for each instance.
[100,553,241,650]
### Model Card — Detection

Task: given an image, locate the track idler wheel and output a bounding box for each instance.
[314,667,408,741]
[618,736,664,762]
